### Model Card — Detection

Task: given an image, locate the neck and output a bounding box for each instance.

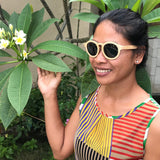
[100,75,139,100]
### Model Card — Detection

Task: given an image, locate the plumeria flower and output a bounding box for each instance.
[13,29,26,45]
[13,36,26,45]
[14,29,26,38]
[0,28,5,38]
[20,50,29,60]
[0,39,10,49]
[9,24,13,32]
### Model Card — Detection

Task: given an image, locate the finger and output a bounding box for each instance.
[56,72,62,78]
[41,69,46,76]
[37,67,43,78]
[37,68,48,76]
[45,70,51,75]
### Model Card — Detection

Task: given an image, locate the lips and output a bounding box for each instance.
[95,68,112,76]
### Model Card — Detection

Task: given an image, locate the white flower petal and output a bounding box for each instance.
[0,39,10,49]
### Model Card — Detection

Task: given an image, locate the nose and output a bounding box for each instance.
[95,46,107,62]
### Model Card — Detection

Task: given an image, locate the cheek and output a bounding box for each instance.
[89,57,94,65]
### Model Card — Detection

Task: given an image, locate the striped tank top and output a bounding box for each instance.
[74,89,160,160]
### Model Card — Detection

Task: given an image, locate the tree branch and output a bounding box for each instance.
[40,0,63,39]
[0,5,8,25]
[63,0,73,39]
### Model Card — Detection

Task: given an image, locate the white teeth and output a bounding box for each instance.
[96,69,111,73]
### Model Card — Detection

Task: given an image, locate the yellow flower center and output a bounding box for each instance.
[2,42,8,48]
[23,52,28,58]
[17,37,23,43]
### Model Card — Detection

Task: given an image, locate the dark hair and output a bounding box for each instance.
[93,9,148,68]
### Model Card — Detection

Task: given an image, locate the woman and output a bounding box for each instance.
[37,9,160,160]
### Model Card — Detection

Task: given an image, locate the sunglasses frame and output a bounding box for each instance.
[85,40,137,60]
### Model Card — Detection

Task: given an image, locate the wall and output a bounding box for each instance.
[147,39,160,94]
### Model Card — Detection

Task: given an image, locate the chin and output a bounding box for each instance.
[96,78,111,86]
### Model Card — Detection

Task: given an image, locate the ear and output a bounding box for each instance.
[134,46,145,65]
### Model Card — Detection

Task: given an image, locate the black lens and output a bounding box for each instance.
[104,43,118,58]
[87,42,98,56]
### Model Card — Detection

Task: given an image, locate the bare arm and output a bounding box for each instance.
[144,112,160,160]
[37,68,81,159]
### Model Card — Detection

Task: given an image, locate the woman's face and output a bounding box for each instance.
[89,20,139,86]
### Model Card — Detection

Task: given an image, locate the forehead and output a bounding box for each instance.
[93,20,129,45]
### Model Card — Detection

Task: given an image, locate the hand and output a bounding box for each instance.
[37,67,62,97]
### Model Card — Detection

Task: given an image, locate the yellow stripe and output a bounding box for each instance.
[77,92,114,157]
[85,117,113,157]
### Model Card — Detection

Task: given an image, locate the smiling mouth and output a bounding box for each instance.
[96,68,111,73]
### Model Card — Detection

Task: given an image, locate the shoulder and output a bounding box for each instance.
[144,111,160,159]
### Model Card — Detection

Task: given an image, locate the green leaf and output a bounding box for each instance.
[17,4,32,33]
[27,18,59,48]
[141,0,160,17]
[136,67,151,94]
[0,50,11,57]
[73,12,99,23]
[143,8,160,23]
[81,67,99,98]
[0,61,18,66]
[69,0,106,12]
[104,0,129,11]
[0,61,10,65]
[1,9,10,21]
[27,8,44,47]
[8,62,32,115]
[148,25,160,38]
[9,12,19,32]
[0,67,17,129]
[128,0,139,9]
[100,0,106,8]
[31,40,88,60]
[0,83,17,129]
[0,21,10,33]
[32,53,72,72]
[131,0,142,12]
[0,67,14,92]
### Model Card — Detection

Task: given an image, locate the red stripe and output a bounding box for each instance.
[112,144,143,154]
[136,109,154,116]
[113,126,144,138]
[111,149,142,158]
[113,135,142,146]
[125,115,149,123]
[131,112,152,119]
[112,140,142,150]
[141,105,157,111]
[110,155,142,160]
[144,102,159,109]
[117,117,148,126]
[114,123,145,135]
[113,130,142,141]
[115,120,146,129]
